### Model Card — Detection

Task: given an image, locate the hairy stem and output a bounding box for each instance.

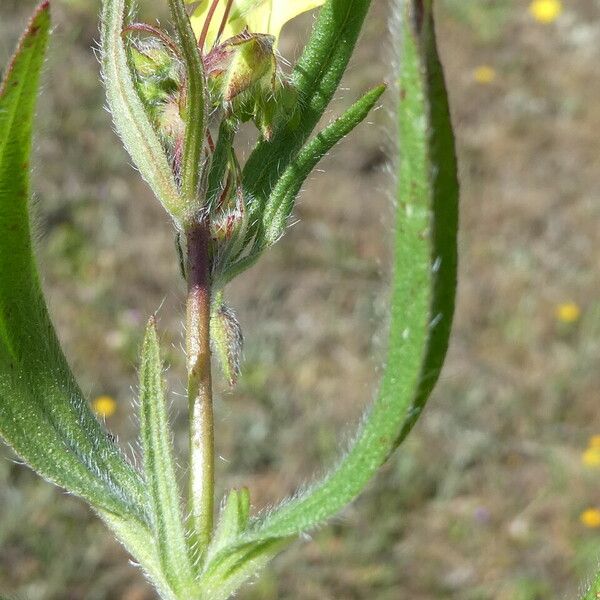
[186,220,215,553]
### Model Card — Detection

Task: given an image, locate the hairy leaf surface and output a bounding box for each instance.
[102,0,184,223]
[203,0,459,586]
[0,3,147,523]
[139,319,194,591]
[242,0,374,244]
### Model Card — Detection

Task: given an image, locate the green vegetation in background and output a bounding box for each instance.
[443,0,512,41]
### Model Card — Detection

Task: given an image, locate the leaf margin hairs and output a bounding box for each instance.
[0,0,148,525]
[201,0,459,582]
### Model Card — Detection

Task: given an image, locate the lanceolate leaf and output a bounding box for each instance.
[167,0,207,217]
[392,0,459,448]
[242,0,374,243]
[0,3,147,523]
[99,510,176,600]
[207,487,251,562]
[204,0,459,579]
[139,319,195,593]
[199,537,291,600]
[221,84,385,284]
[261,84,386,247]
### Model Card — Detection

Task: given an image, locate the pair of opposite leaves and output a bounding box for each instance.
[188,0,325,48]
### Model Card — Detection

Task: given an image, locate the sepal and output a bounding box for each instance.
[220,33,277,103]
[210,299,244,386]
[101,0,185,223]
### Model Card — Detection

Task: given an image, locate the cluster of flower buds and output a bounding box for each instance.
[123,1,305,286]
[119,0,328,385]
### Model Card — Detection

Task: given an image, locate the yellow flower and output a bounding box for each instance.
[93,395,118,418]
[590,435,600,449]
[189,0,326,50]
[581,508,600,528]
[555,302,581,324]
[583,447,600,467]
[529,0,562,24]
[473,65,496,85]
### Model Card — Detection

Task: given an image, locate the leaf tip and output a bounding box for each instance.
[144,315,160,348]
[31,1,51,26]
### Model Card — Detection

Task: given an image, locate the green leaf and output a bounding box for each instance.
[210,0,459,575]
[139,318,195,592]
[198,537,291,600]
[101,0,184,223]
[261,84,386,247]
[207,487,251,562]
[250,0,458,538]
[99,510,177,600]
[581,571,600,600]
[392,0,459,448]
[0,3,148,523]
[221,85,385,285]
[242,0,374,244]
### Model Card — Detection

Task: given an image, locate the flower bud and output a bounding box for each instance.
[210,187,248,247]
[130,41,181,129]
[204,32,277,104]
[211,300,243,387]
[223,33,276,102]
[253,80,299,140]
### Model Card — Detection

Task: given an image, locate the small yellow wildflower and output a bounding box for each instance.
[590,435,600,449]
[583,447,600,467]
[581,508,600,528]
[93,395,118,418]
[555,302,581,324]
[473,66,496,85]
[529,0,563,24]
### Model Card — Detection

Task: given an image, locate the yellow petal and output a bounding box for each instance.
[189,0,325,50]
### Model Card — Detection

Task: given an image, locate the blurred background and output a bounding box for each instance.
[1,0,599,598]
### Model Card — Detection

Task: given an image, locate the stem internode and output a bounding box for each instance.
[186,221,214,552]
